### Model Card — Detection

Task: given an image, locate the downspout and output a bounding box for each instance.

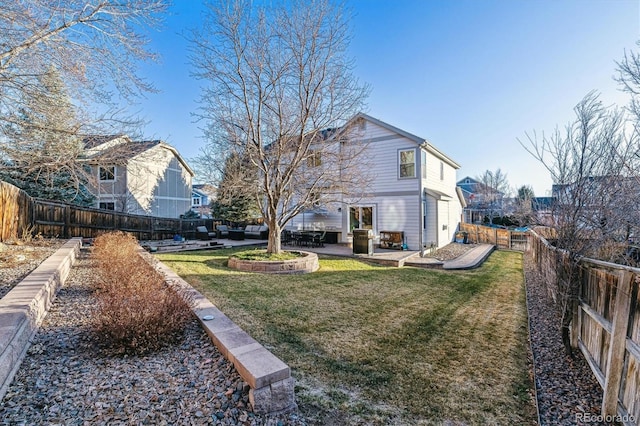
[418,145,428,256]
[418,147,424,253]
[434,197,439,248]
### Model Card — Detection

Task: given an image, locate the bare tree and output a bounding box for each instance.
[511,185,535,226]
[190,0,370,253]
[0,1,168,200]
[616,40,640,120]
[474,169,510,223]
[521,92,640,354]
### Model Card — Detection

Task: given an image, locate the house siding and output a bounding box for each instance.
[376,195,420,248]
[91,141,192,218]
[287,114,460,251]
[141,148,192,218]
[422,148,461,247]
[366,136,420,194]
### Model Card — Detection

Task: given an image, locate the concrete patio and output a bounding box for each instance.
[142,238,495,270]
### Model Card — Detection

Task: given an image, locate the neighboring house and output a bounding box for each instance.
[191,184,217,217]
[457,176,505,224]
[551,176,639,240]
[82,135,194,218]
[288,113,464,250]
[532,196,555,226]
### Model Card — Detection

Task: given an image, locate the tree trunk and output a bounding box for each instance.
[560,261,580,357]
[267,222,281,254]
[561,314,574,357]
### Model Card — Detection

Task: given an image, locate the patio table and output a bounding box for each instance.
[228,229,245,240]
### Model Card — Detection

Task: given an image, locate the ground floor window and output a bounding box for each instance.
[349,206,374,232]
[99,202,115,211]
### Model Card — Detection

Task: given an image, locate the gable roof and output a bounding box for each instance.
[457,176,481,186]
[193,184,217,196]
[82,134,127,149]
[346,113,461,170]
[81,135,194,177]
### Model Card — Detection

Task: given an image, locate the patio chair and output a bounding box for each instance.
[195,226,215,240]
[282,229,292,245]
[216,225,230,238]
[312,231,326,248]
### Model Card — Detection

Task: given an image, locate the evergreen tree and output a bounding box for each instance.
[0,66,94,206]
[211,152,260,225]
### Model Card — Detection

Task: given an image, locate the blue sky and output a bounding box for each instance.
[136,0,640,196]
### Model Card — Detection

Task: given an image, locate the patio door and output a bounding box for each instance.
[349,206,375,233]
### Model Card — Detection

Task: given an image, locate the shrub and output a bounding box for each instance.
[91,231,194,355]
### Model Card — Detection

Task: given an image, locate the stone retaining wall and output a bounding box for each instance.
[151,257,298,415]
[0,238,81,401]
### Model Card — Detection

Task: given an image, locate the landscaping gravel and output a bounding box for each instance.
[422,242,479,261]
[0,249,303,425]
[0,242,614,425]
[524,253,609,426]
[0,240,63,299]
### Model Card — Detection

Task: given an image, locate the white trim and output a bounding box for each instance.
[152,195,192,201]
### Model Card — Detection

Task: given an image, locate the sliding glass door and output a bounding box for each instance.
[349,206,374,232]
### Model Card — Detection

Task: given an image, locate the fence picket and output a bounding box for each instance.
[602,271,633,417]
[0,181,213,242]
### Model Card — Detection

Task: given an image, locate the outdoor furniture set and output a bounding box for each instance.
[195,224,269,241]
[282,229,326,248]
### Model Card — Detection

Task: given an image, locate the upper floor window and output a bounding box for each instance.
[421,150,427,179]
[307,150,322,167]
[192,197,201,206]
[99,166,115,181]
[440,161,444,180]
[399,149,416,178]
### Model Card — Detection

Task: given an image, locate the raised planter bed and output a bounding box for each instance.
[228,251,319,274]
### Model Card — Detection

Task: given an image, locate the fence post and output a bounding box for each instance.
[601,270,633,417]
[63,205,70,239]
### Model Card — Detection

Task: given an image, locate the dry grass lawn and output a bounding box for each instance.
[157,248,536,425]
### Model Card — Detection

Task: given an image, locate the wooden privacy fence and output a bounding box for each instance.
[459,222,530,250]
[0,182,33,242]
[530,230,640,424]
[0,181,214,242]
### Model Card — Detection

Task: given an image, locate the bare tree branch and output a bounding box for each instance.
[520,91,640,354]
[190,0,370,253]
[0,1,169,202]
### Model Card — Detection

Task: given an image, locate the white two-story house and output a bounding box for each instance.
[288,113,463,250]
